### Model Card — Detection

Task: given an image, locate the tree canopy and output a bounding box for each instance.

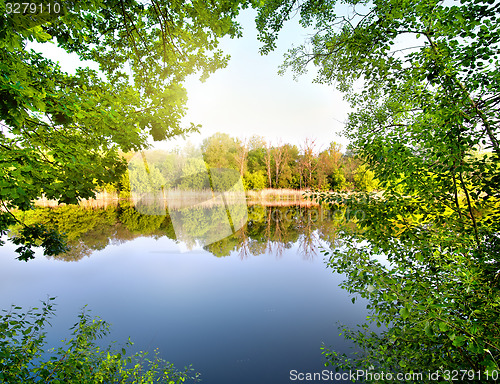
[0,0,248,260]
[255,0,500,377]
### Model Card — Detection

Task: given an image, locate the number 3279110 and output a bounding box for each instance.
[6,2,61,14]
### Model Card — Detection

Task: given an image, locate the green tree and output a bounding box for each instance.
[276,143,300,188]
[256,0,500,377]
[201,132,239,170]
[298,138,318,189]
[1,0,247,260]
[246,135,267,174]
[178,157,210,190]
[326,168,346,192]
[128,161,166,194]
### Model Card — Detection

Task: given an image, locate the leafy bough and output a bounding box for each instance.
[0,297,199,383]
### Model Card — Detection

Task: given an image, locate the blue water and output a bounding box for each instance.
[0,234,368,383]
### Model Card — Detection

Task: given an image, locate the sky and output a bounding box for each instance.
[29,7,352,154]
[178,9,351,152]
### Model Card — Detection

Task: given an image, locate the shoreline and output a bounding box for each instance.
[33,189,325,209]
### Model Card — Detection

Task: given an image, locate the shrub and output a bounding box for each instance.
[0,298,198,383]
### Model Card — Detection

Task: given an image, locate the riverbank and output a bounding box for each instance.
[34,189,321,209]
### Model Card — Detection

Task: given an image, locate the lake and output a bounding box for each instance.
[0,203,369,383]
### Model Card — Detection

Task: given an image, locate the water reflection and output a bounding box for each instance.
[11,202,348,261]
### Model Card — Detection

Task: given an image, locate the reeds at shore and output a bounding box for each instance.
[246,189,318,206]
[33,189,319,209]
[36,191,120,209]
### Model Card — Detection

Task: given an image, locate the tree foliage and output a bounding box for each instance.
[112,134,355,194]
[255,0,500,378]
[198,133,351,191]
[0,298,198,383]
[353,164,378,192]
[0,0,248,260]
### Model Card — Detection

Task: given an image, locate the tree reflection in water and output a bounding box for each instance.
[9,201,349,261]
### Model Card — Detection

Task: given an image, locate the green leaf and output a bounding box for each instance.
[438,321,448,332]
[399,307,410,320]
[424,322,433,337]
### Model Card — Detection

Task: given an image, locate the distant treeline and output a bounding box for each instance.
[107,133,378,193]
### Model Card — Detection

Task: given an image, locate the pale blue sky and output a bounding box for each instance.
[29,7,351,153]
[178,9,350,152]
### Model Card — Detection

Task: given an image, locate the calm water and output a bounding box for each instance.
[0,204,369,384]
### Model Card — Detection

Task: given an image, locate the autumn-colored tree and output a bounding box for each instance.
[264,141,273,188]
[235,138,249,176]
[298,138,318,189]
[271,140,288,188]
